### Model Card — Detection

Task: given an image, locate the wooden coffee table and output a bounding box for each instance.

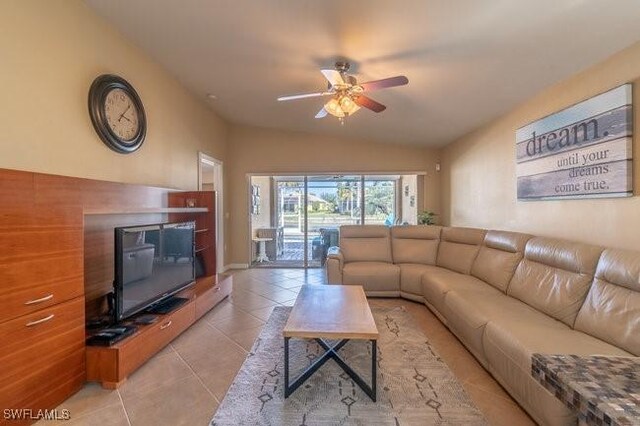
[282,285,379,401]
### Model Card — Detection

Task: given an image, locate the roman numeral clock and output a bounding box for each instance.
[88,74,147,154]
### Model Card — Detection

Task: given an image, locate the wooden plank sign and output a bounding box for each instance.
[516,84,633,200]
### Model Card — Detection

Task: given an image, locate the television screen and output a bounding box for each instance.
[114,221,195,321]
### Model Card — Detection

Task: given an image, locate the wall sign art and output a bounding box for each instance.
[516,84,633,200]
[251,184,261,215]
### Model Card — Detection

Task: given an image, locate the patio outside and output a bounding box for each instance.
[251,175,416,268]
[281,178,394,266]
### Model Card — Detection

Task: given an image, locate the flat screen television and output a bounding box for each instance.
[114,221,196,321]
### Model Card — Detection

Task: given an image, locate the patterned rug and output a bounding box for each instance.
[211,306,486,425]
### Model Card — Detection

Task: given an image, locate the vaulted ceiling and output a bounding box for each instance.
[86,0,640,146]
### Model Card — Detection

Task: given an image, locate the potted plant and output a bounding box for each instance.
[417,211,437,225]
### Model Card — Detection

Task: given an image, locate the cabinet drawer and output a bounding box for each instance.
[0,296,85,414]
[195,275,232,320]
[118,301,195,380]
[0,254,83,324]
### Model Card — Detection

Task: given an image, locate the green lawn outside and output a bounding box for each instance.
[280,212,387,230]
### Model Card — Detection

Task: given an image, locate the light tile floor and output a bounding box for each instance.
[39,268,535,426]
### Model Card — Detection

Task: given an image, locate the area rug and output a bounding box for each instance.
[211,306,487,425]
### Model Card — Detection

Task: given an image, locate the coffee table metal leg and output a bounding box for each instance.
[372,339,377,401]
[315,338,377,401]
[285,337,339,398]
[284,338,378,401]
[284,337,290,397]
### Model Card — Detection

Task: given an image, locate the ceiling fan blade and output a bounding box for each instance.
[320,69,345,88]
[315,107,328,119]
[277,91,333,101]
[359,76,408,92]
[353,95,386,113]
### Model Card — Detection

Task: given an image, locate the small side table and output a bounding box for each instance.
[253,237,272,263]
[531,354,640,426]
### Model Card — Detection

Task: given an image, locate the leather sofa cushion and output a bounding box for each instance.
[391,225,442,265]
[442,285,550,367]
[398,263,440,297]
[574,248,640,355]
[436,227,486,274]
[507,237,603,326]
[471,230,532,292]
[483,319,631,426]
[340,225,392,263]
[343,261,400,293]
[422,268,489,317]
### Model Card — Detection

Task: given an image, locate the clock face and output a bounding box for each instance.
[89,74,146,154]
[104,88,140,141]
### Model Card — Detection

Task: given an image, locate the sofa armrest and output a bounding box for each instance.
[326,246,344,285]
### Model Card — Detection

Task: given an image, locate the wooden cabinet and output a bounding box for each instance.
[86,296,196,388]
[86,274,232,389]
[0,170,86,425]
[195,274,232,320]
[0,297,85,424]
[0,170,231,422]
[168,191,217,276]
[84,190,230,389]
[0,255,83,324]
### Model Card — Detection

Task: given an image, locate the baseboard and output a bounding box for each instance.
[225,263,249,270]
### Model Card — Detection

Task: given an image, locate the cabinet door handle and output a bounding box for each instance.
[26,314,55,327]
[24,294,54,305]
[160,320,172,330]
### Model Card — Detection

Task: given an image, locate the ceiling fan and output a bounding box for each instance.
[277,61,408,122]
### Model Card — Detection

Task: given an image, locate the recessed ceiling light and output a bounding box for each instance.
[206,93,217,100]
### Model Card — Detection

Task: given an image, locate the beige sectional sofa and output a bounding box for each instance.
[326,225,639,426]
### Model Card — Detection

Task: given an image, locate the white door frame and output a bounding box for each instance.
[198,152,225,272]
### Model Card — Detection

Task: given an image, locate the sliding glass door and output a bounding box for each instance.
[306,176,361,267]
[276,177,306,267]
[364,176,398,225]
[250,174,410,268]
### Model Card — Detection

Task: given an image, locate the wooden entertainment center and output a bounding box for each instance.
[0,169,232,423]
[85,274,232,389]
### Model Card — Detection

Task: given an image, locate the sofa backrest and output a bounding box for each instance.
[471,230,532,292]
[508,237,603,327]
[436,227,486,274]
[574,248,640,355]
[340,225,392,263]
[391,225,442,265]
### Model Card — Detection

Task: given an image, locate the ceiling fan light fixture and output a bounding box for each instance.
[324,98,345,118]
[278,61,407,120]
[339,95,360,116]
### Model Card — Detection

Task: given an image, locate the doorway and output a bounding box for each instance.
[198,152,224,272]
[249,173,421,269]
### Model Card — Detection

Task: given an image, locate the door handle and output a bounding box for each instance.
[160,320,172,330]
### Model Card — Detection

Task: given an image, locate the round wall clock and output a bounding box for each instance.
[88,74,147,154]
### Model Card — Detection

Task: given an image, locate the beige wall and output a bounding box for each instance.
[441,41,640,250]
[0,0,227,190]
[227,124,440,264]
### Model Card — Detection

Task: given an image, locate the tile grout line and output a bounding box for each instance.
[209,321,262,353]
[172,347,221,405]
[116,389,133,426]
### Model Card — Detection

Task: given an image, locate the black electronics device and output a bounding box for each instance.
[113,221,196,322]
[132,314,159,325]
[86,325,137,347]
[146,296,189,315]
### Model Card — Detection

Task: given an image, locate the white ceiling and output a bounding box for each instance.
[85,0,640,147]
